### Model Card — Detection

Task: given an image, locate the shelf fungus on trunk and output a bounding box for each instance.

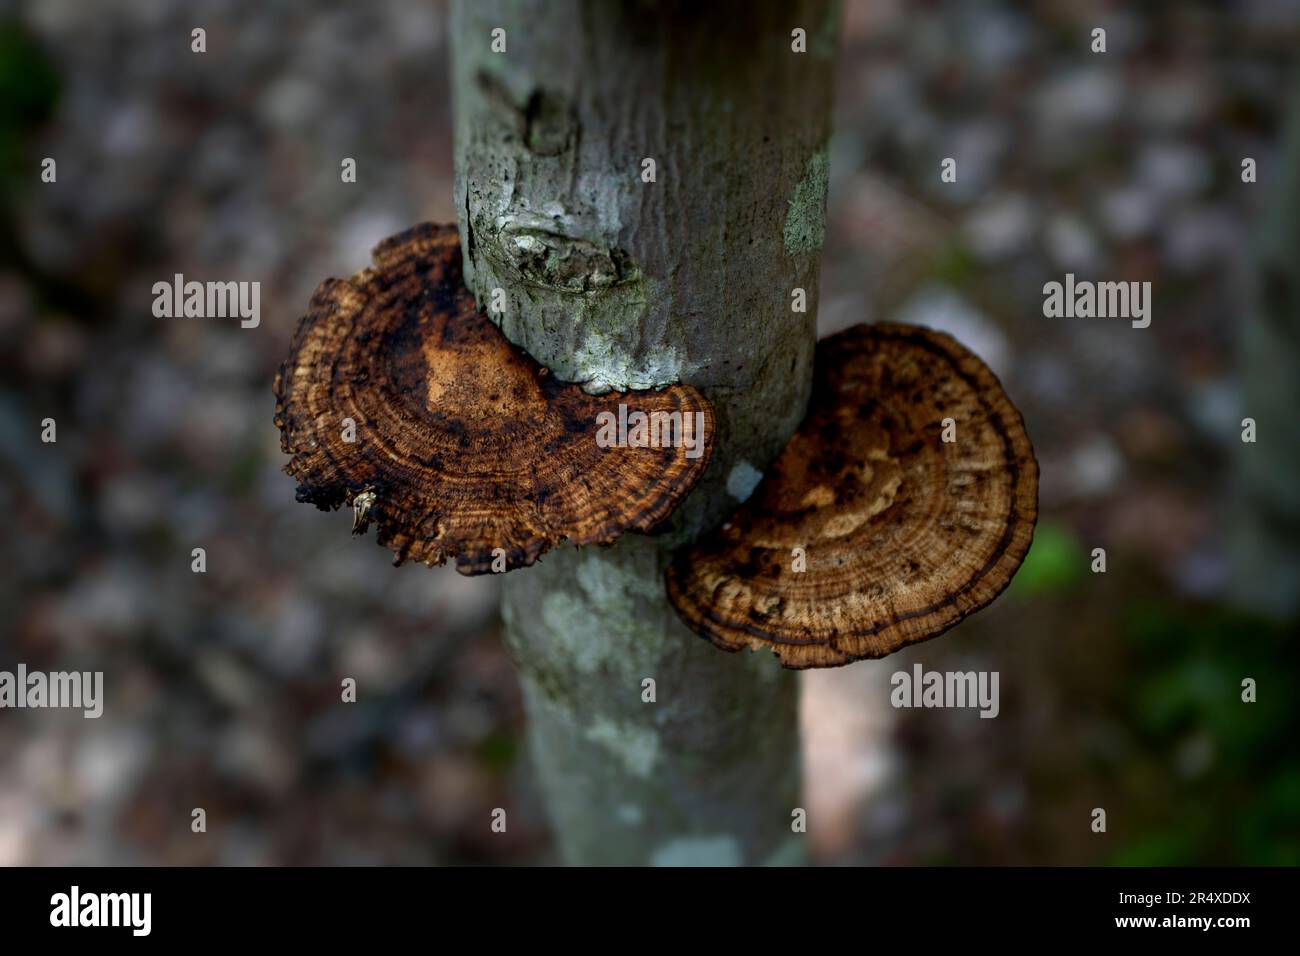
[665,322,1038,669]
[273,223,713,575]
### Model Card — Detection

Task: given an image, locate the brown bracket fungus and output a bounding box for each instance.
[273,223,713,575]
[665,322,1038,669]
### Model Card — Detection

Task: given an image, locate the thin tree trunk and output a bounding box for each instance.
[451,0,838,865]
[1231,79,1300,619]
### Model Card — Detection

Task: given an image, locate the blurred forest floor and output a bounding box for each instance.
[1,0,1297,864]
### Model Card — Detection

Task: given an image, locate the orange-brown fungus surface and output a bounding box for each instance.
[273,223,713,575]
[666,323,1037,668]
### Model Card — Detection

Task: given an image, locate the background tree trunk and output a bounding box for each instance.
[451,0,839,865]
[1230,78,1300,620]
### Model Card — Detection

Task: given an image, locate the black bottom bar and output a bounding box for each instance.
[0,866,1290,942]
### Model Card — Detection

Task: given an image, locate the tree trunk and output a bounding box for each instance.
[451,0,839,865]
[1231,78,1300,620]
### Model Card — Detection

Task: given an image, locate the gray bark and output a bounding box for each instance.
[451,0,838,864]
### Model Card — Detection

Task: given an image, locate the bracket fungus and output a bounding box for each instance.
[273,223,713,575]
[665,322,1038,669]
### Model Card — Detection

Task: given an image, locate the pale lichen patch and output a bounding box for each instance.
[540,591,608,675]
[650,835,742,867]
[760,836,807,867]
[576,551,661,606]
[574,331,686,394]
[615,804,645,826]
[585,717,659,778]
[783,147,829,255]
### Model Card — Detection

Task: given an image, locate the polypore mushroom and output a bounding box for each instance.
[273,222,713,574]
[665,322,1038,668]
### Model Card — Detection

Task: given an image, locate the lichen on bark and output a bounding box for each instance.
[784,148,830,255]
